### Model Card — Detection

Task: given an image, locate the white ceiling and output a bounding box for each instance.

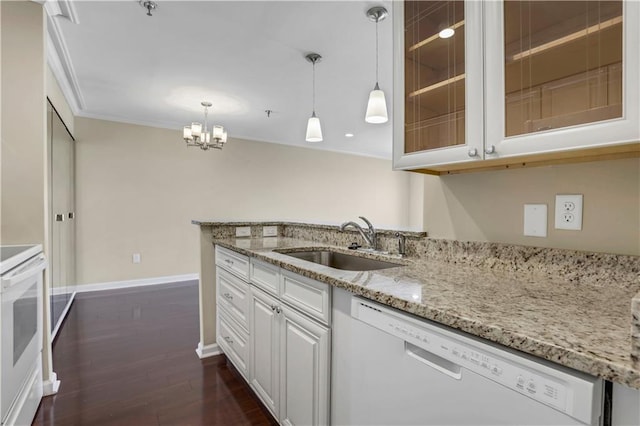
[52,0,395,159]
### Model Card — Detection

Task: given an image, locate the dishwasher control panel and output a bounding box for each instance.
[352,298,602,426]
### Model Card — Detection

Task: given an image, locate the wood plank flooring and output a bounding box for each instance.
[33,281,277,426]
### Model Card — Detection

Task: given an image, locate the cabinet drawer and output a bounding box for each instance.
[217,267,250,332]
[250,258,279,297]
[280,270,331,326]
[216,246,249,279]
[218,310,250,381]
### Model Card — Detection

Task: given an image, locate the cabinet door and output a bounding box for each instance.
[485,0,639,158]
[249,287,280,419]
[279,305,330,426]
[393,0,485,170]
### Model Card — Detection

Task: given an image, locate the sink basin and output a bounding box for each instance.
[280,250,402,271]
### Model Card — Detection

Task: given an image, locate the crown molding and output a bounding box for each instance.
[45,0,85,115]
[76,110,184,132]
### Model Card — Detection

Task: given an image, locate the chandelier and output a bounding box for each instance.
[182,101,228,150]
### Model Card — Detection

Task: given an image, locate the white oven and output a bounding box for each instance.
[1,245,46,426]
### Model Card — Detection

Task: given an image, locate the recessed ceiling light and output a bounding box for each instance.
[345,133,354,138]
[439,28,455,39]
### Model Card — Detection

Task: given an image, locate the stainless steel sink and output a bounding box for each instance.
[280,250,402,271]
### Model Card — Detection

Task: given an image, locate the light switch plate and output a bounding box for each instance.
[263,226,278,237]
[524,204,547,237]
[235,226,251,237]
[555,194,583,230]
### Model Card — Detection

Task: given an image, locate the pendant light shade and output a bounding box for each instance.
[306,112,323,142]
[305,53,323,142]
[365,6,389,124]
[365,83,388,124]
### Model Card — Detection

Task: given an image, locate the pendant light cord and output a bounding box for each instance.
[312,60,316,115]
[375,17,379,85]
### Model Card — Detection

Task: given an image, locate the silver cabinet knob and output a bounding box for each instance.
[271,305,277,311]
[468,148,478,157]
[223,293,233,300]
[223,336,233,344]
[485,145,496,155]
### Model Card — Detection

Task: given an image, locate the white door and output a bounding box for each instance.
[249,287,279,419]
[279,304,330,426]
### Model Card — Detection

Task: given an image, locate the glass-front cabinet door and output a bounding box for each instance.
[393,0,485,170]
[485,0,639,158]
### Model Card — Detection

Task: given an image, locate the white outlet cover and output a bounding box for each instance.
[132,253,141,264]
[235,226,251,237]
[555,194,583,230]
[263,226,278,237]
[524,204,547,237]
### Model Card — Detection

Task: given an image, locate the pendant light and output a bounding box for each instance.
[365,6,389,124]
[305,53,323,142]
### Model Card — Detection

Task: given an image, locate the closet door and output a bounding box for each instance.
[48,102,75,334]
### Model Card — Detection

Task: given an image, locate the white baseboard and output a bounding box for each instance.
[43,372,61,396]
[196,341,222,359]
[75,273,199,293]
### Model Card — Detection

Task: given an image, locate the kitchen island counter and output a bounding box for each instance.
[210,234,640,390]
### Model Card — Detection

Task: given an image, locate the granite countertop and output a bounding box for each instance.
[213,236,640,389]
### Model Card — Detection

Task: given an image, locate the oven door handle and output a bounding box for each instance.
[1,255,47,289]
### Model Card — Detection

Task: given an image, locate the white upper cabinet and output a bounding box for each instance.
[393,0,485,170]
[393,0,640,173]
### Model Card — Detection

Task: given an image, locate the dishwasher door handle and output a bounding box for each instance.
[405,342,462,380]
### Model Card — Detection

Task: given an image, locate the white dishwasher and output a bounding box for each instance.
[331,288,604,426]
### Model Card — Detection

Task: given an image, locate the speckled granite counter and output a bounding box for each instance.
[209,234,640,389]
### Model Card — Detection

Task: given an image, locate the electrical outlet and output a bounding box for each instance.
[132,253,141,264]
[235,226,251,237]
[555,194,583,230]
[524,204,547,237]
[263,226,278,237]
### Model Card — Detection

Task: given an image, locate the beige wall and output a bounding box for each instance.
[1,1,48,246]
[75,117,414,285]
[74,119,639,285]
[421,158,640,255]
[46,65,75,135]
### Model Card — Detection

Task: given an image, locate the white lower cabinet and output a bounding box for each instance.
[248,264,331,425]
[249,287,280,418]
[215,246,252,381]
[216,248,332,425]
[279,303,330,426]
[217,308,250,381]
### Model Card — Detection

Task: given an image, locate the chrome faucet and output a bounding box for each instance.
[340,216,377,250]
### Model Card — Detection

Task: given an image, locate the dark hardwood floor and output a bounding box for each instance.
[33,281,277,426]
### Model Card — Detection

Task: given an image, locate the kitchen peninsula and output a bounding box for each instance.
[194,220,640,425]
